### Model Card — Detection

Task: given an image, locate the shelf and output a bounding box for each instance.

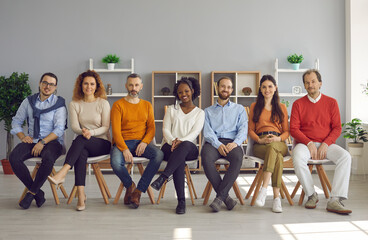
[153,95,176,98]
[155,120,163,123]
[92,69,132,73]
[107,93,127,97]
[237,95,258,98]
[89,58,134,73]
[279,93,307,97]
[276,69,310,73]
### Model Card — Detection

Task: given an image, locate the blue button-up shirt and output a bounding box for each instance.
[10,94,67,145]
[203,100,248,149]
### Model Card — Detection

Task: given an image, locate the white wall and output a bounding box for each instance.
[346,0,368,122]
[0,0,346,159]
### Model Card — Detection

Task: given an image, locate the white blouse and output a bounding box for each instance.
[162,104,205,145]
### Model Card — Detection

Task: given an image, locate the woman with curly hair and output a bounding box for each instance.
[48,70,111,211]
[248,74,289,213]
[150,77,204,214]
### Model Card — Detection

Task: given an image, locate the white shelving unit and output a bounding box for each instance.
[88,58,134,97]
[274,58,319,97]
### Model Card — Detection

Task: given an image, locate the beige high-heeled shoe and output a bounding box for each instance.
[76,195,87,211]
[47,176,65,189]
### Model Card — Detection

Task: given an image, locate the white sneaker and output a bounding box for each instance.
[272,197,282,213]
[255,187,267,207]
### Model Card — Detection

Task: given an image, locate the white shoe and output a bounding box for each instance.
[272,197,282,213]
[255,187,267,207]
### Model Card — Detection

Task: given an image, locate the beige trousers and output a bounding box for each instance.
[253,140,288,188]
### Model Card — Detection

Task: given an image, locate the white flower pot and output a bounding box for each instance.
[291,63,300,70]
[107,63,115,70]
[348,142,364,156]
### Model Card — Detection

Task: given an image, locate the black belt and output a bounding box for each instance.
[257,131,281,137]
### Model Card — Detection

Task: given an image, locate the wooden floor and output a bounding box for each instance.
[0,169,368,240]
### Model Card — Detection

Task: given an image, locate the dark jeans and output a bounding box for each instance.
[161,141,199,201]
[110,140,164,193]
[201,138,243,201]
[9,140,62,194]
[64,135,111,186]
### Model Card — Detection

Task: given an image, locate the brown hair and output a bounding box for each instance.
[72,70,107,101]
[302,69,322,84]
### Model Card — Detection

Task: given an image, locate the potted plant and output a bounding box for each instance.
[102,54,120,70]
[0,72,32,174]
[287,54,304,70]
[341,118,368,156]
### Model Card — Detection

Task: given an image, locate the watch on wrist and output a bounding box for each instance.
[38,139,46,145]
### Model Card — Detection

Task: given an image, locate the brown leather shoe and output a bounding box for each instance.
[124,182,136,205]
[130,189,142,209]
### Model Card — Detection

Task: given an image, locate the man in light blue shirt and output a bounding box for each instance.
[9,72,67,209]
[201,76,248,212]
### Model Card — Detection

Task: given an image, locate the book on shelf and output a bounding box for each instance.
[213,81,218,96]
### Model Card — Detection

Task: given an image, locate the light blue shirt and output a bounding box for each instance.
[10,94,67,144]
[203,100,248,149]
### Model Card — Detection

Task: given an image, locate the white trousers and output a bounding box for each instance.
[292,142,351,199]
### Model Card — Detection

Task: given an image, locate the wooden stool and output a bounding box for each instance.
[67,154,111,205]
[291,159,332,205]
[113,157,155,204]
[201,159,245,205]
[20,157,68,205]
[156,160,198,205]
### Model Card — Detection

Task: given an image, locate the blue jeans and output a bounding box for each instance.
[110,140,164,193]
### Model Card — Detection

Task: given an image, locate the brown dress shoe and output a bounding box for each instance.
[130,189,142,209]
[124,182,136,205]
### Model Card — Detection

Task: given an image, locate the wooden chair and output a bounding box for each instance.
[244,137,294,206]
[19,155,69,205]
[290,159,332,205]
[156,159,198,205]
[113,157,156,204]
[67,154,112,204]
[201,158,245,205]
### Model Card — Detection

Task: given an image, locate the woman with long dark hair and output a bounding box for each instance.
[48,70,111,211]
[248,74,289,213]
[150,77,204,214]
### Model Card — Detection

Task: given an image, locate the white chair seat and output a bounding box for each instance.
[87,154,110,164]
[132,157,149,164]
[215,158,230,165]
[247,155,291,164]
[307,159,331,164]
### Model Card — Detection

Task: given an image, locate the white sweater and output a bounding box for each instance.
[162,105,205,145]
[69,98,110,140]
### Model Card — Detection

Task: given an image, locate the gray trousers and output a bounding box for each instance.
[201,138,243,201]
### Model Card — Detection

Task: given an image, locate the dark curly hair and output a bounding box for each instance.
[253,75,285,124]
[72,70,107,101]
[173,77,200,102]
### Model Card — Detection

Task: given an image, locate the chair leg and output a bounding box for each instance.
[201,181,211,198]
[156,180,168,204]
[291,181,301,199]
[184,167,195,205]
[316,164,329,199]
[92,163,109,204]
[224,164,244,205]
[298,164,314,205]
[67,186,77,204]
[113,183,124,204]
[19,164,40,202]
[51,168,68,199]
[250,169,264,206]
[245,165,263,199]
[202,182,213,205]
[281,179,294,205]
[319,165,332,191]
[136,163,155,204]
[279,185,285,199]
[186,165,197,199]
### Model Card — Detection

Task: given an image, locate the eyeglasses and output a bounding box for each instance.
[41,81,56,88]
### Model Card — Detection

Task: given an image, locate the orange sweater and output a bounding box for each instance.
[248,102,289,142]
[111,98,155,152]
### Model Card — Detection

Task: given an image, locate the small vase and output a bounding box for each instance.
[107,63,115,70]
[291,63,300,70]
[348,142,364,156]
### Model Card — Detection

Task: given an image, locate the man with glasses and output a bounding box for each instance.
[10,72,67,209]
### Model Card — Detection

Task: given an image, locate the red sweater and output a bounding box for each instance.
[290,94,341,146]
